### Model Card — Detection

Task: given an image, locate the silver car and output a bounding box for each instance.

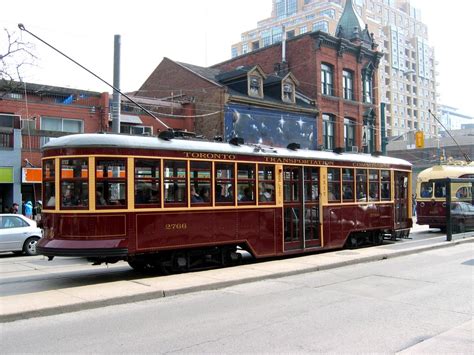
[0,214,43,256]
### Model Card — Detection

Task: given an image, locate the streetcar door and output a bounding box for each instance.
[283,166,320,252]
[394,171,409,229]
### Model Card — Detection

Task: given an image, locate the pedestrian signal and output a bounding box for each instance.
[415,131,424,148]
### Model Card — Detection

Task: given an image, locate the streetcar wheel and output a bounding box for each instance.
[23,237,39,256]
[373,232,384,245]
[128,259,158,273]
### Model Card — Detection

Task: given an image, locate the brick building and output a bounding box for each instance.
[139,58,319,149]
[140,0,381,154]
[0,81,194,213]
[214,0,382,153]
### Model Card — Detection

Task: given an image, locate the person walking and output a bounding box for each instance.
[24,201,33,219]
[9,203,19,214]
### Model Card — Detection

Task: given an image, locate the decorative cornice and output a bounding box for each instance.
[311,32,380,63]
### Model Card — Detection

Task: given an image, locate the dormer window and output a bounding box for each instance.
[248,75,263,98]
[282,82,295,103]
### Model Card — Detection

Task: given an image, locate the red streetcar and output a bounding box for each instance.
[38,133,413,271]
[416,162,474,231]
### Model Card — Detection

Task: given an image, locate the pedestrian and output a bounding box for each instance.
[9,203,19,214]
[412,194,417,217]
[24,200,33,219]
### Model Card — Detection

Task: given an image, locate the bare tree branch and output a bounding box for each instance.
[0,27,37,83]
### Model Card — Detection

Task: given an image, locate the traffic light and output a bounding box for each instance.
[415,131,424,149]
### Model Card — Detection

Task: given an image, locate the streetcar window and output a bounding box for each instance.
[304,168,319,202]
[96,159,127,208]
[327,168,341,202]
[215,163,235,204]
[134,159,160,208]
[60,159,89,209]
[190,161,212,206]
[43,159,56,209]
[258,165,275,204]
[434,182,446,198]
[284,167,300,202]
[342,168,354,202]
[381,170,391,200]
[237,164,256,204]
[164,160,187,206]
[420,182,433,198]
[369,170,380,201]
[356,169,367,201]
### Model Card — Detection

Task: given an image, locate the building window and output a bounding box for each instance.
[262,30,271,47]
[362,72,373,103]
[242,43,249,54]
[363,118,375,154]
[231,47,239,58]
[343,70,354,100]
[282,82,295,103]
[41,116,83,146]
[321,63,334,96]
[344,118,355,151]
[299,25,308,34]
[0,114,15,128]
[322,114,335,151]
[312,20,329,33]
[319,9,336,19]
[248,75,263,98]
[41,117,83,133]
[272,26,283,43]
[120,125,152,135]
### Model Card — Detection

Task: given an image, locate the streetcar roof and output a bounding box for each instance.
[43,133,412,167]
[417,163,474,181]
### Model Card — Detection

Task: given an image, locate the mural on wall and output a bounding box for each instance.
[224,104,317,150]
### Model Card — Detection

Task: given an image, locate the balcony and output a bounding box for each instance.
[0,128,14,149]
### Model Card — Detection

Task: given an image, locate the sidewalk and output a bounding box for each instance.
[1,230,473,323]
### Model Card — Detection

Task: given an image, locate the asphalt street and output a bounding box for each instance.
[1,241,472,353]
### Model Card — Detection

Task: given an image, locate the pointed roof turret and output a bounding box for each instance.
[336,0,374,48]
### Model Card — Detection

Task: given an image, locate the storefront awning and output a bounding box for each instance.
[120,114,143,124]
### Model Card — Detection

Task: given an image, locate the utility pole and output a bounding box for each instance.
[111,35,121,134]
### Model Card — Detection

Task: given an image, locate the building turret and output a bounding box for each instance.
[336,0,375,49]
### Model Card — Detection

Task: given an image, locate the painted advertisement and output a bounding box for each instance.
[224,104,317,150]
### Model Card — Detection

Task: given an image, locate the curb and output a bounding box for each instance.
[1,236,473,323]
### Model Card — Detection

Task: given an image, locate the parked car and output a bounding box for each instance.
[0,214,43,256]
[451,202,474,233]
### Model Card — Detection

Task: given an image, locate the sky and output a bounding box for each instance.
[1,0,473,115]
